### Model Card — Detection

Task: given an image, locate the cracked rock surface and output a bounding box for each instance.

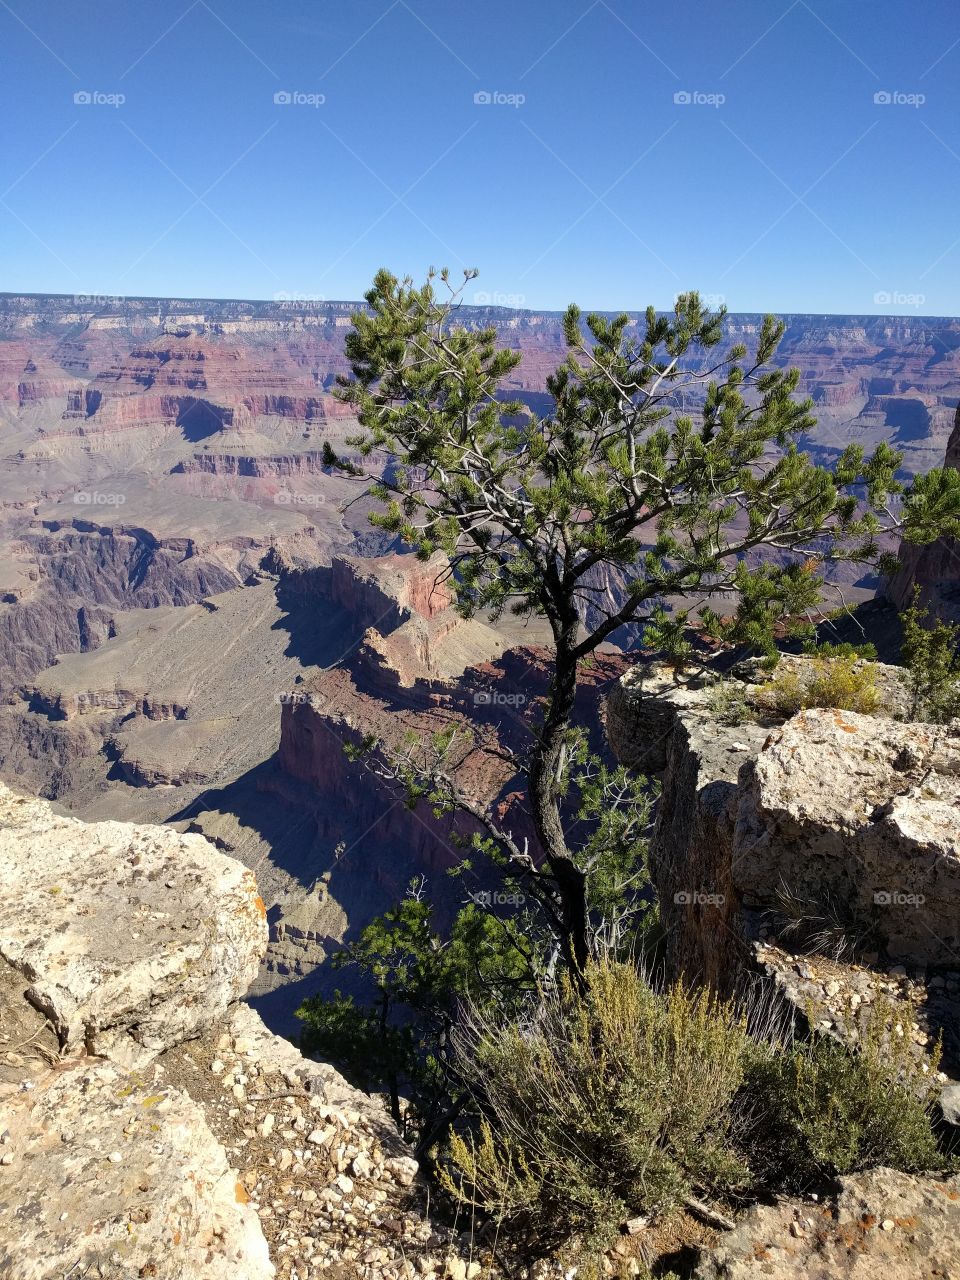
[694,1167,960,1280]
[0,781,267,1058]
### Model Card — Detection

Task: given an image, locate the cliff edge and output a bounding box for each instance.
[0,784,461,1280]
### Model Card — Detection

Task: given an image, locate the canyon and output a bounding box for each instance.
[1,291,960,1276]
[0,290,958,1037]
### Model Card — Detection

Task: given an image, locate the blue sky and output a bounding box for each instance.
[2,0,959,313]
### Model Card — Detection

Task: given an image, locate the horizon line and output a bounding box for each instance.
[0,289,957,324]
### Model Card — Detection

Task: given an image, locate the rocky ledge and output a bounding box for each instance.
[1,767,959,1278]
[606,659,960,1077]
[0,783,470,1280]
[0,783,266,1059]
[694,1166,960,1280]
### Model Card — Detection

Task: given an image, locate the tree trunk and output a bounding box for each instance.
[527,620,591,980]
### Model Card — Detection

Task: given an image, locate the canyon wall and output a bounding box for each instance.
[607,658,960,1076]
[885,402,960,621]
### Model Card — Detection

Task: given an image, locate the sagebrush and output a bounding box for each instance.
[742,998,948,1188]
[441,966,951,1263]
[442,960,752,1255]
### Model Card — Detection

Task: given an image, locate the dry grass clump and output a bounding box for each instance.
[756,654,881,718]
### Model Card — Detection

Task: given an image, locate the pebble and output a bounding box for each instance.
[148,1039,476,1280]
[385,1156,418,1187]
[881,1219,895,1231]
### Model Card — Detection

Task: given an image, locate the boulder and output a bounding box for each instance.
[0,1060,273,1280]
[939,1081,960,1127]
[734,709,960,966]
[694,1167,960,1279]
[0,783,267,1059]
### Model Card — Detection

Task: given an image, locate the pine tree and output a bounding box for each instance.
[327,267,960,977]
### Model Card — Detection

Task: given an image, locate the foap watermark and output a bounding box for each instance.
[275,691,312,706]
[73,293,122,307]
[471,889,526,907]
[674,890,725,906]
[474,690,527,707]
[874,290,926,308]
[874,890,926,907]
[274,90,326,107]
[674,90,725,108]
[74,90,125,108]
[274,291,326,305]
[874,90,925,108]
[473,90,525,108]
[473,290,526,307]
[274,491,325,507]
[74,491,126,506]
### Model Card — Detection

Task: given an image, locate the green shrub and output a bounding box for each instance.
[756,654,881,718]
[899,592,960,722]
[442,960,751,1257]
[743,1000,947,1188]
[802,638,878,660]
[705,677,753,726]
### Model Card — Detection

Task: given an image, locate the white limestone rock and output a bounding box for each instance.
[0,782,267,1058]
[0,1060,273,1280]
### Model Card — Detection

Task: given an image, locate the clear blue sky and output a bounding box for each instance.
[2,0,959,313]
